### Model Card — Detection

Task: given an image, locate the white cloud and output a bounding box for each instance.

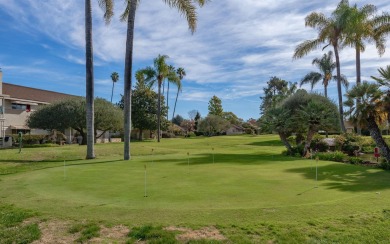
[1,0,390,119]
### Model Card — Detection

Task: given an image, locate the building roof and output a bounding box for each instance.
[2,83,77,104]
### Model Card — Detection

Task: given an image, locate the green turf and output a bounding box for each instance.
[1,135,390,242]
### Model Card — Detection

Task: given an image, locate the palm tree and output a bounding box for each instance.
[172,67,186,120]
[138,55,170,143]
[345,82,390,162]
[293,4,347,132]
[85,0,113,159]
[300,51,348,98]
[120,0,207,160]
[337,1,390,86]
[371,65,390,124]
[166,65,179,120]
[110,72,119,103]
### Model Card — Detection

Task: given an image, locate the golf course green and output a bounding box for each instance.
[1,135,390,242]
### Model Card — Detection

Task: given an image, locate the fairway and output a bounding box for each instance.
[1,135,390,242]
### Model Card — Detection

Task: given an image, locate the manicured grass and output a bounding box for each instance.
[1,135,390,242]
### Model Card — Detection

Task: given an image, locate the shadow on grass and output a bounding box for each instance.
[246,140,284,147]
[152,152,301,166]
[285,163,390,192]
[0,159,123,175]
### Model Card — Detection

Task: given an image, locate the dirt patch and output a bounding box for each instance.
[32,220,77,244]
[166,226,226,242]
[90,225,129,243]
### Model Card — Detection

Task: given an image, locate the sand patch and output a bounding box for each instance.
[166,226,226,242]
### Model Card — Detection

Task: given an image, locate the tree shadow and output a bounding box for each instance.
[152,152,301,166]
[285,163,390,192]
[0,159,123,175]
[246,140,284,147]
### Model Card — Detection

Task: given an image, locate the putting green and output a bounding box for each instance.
[1,135,390,226]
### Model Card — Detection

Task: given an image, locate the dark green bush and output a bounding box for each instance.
[12,134,46,145]
[348,157,364,165]
[162,132,176,138]
[315,151,346,162]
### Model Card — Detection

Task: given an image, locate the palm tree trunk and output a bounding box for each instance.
[367,116,390,162]
[172,87,179,120]
[334,45,346,133]
[123,0,137,160]
[85,0,95,159]
[157,80,162,142]
[324,84,328,98]
[303,128,316,157]
[110,81,115,103]
[279,132,292,153]
[356,47,362,135]
[166,81,169,120]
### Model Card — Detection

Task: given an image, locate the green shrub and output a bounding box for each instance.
[12,134,46,145]
[315,151,346,162]
[162,132,176,138]
[348,157,364,165]
[379,159,390,170]
[283,144,304,157]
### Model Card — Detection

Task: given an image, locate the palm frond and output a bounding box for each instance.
[98,0,114,24]
[293,39,323,59]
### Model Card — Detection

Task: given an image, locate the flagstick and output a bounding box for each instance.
[144,164,147,197]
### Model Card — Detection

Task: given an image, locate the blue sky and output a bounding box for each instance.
[0,0,390,121]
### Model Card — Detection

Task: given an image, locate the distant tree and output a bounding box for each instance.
[166,65,179,120]
[208,95,223,116]
[188,109,198,121]
[27,97,122,145]
[110,72,119,103]
[180,119,195,133]
[194,111,201,131]
[117,87,168,141]
[131,88,167,141]
[172,67,185,120]
[172,114,184,126]
[260,77,296,113]
[140,54,170,142]
[222,111,243,125]
[198,115,230,136]
[300,51,348,98]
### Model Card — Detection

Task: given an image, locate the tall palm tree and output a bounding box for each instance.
[337,1,390,86]
[371,65,390,124]
[110,72,119,103]
[345,82,390,162]
[139,55,170,142]
[166,65,179,120]
[300,51,348,97]
[85,0,113,159]
[120,0,207,160]
[172,67,185,120]
[293,4,347,132]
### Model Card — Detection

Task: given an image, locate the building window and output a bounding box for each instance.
[12,103,27,110]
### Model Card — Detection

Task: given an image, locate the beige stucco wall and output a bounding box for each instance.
[3,99,41,135]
